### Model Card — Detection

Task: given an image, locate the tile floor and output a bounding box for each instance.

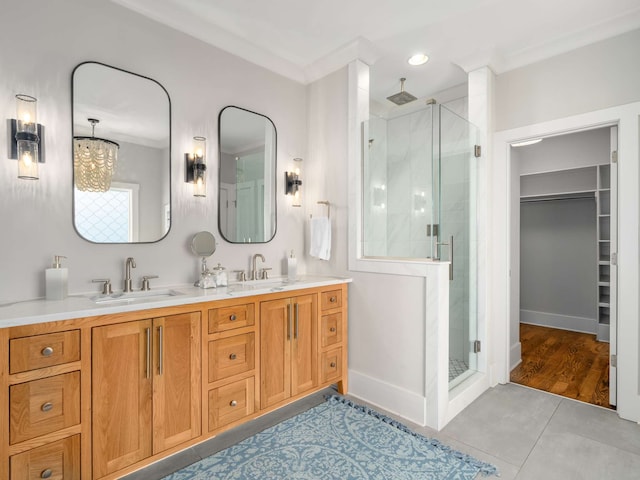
[125,383,640,480]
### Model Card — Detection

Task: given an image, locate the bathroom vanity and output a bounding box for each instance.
[0,276,350,479]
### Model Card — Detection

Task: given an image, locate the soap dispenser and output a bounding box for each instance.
[287,250,297,283]
[46,255,68,300]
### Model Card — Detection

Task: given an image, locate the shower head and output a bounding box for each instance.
[386,78,417,106]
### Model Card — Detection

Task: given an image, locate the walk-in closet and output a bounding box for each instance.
[509,126,617,408]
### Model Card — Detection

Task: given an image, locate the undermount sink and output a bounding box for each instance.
[231,279,289,290]
[91,289,184,304]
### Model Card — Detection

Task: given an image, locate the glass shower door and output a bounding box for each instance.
[435,105,479,386]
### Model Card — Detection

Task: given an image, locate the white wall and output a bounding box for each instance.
[495,28,640,131]
[0,0,308,302]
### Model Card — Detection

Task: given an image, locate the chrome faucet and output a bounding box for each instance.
[124,257,136,292]
[251,254,265,281]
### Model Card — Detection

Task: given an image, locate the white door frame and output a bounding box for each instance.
[491,102,640,423]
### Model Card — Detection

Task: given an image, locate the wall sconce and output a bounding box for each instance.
[185,136,207,197]
[372,185,386,208]
[285,157,303,207]
[8,94,45,180]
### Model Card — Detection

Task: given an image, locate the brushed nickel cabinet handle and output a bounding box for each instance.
[229,353,237,360]
[158,326,164,375]
[145,327,151,379]
[330,362,336,368]
[287,303,292,340]
[230,400,238,407]
[41,402,53,412]
[41,469,53,479]
[294,303,299,339]
[330,296,337,303]
[329,327,336,333]
[41,346,54,357]
[230,314,237,321]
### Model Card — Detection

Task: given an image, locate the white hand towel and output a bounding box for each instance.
[309,216,331,260]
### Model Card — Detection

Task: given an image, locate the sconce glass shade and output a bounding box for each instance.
[192,136,207,197]
[17,139,39,180]
[16,94,37,133]
[15,94,40,180]
[286,157,303,207]
[73,118,119,192]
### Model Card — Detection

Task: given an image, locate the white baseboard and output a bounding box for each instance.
[348,369,426,426]
[520,309,597,334]
[510,341,522,371]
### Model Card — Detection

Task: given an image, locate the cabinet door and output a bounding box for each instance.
[153,312,201,454]
[260,298,291,408]
[92,321,152,479]
[290,294,317,396]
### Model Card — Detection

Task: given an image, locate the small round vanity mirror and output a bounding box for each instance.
[191,231,216,257]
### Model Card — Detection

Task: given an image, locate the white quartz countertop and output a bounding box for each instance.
[0,275,352,328]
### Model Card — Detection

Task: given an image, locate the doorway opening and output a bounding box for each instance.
[508,126,617,409]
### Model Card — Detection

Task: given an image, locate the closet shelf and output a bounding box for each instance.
[598,239,611,243]
[598,281,611,287]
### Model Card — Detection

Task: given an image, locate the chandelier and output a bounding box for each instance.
[73,118,119,192]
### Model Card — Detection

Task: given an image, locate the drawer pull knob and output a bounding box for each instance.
[230,400,238,407]
[229,353,237,360]
[230,314,237,321]
[41,346,54,357]
[330,362,336,368]
[329,327,336,332]
[41,469,53,479]
[41,402,54,412]
[330,296,337,303]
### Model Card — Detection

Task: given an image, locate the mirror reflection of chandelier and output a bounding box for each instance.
[73,118,119,192]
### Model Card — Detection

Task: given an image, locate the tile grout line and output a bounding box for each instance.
[514,397,563,474]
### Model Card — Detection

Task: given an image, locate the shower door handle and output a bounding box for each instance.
[437,235,454,281]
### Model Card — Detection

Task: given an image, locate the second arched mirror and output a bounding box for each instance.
[218,106,277,243]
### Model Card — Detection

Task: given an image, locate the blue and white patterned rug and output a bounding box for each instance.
[163,395,498,479]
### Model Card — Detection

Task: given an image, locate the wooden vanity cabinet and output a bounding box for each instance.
[260,293,317,409]
[1,282,348,480]
[92,312,201,479]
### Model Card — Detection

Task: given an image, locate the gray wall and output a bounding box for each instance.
[520,198,596,321]
[495,28,640,131]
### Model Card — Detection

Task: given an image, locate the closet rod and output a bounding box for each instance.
[520,194,595,204]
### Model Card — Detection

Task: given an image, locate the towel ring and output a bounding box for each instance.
[311,200,330,219]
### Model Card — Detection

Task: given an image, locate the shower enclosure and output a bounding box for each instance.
[362,104,479,386]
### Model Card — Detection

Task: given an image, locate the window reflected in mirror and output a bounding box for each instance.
[218,106,277,243]
[72,61,171,243]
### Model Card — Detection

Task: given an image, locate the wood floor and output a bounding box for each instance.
[510,323,612,408]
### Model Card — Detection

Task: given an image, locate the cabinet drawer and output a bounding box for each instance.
[10,372,81,444]
[320,289,342,311]
[10,330,80,374]
[321,312,342,348]
[320,348,342,384]
[209,304,255,333]
[208,377,255,431]
[10,434,80,480]
[208,333,255,383]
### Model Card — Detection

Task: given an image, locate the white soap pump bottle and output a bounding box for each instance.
[46,255,68,300]
[287,250,297,283]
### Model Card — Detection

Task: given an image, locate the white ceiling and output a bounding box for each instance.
[110,0,640,104]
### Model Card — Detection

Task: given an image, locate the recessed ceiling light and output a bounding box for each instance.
[511,138,543,147]
[408,53,429,66]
